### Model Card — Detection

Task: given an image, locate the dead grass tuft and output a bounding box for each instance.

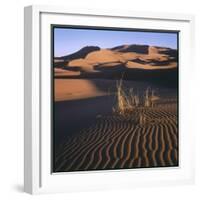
[113,77,160,122]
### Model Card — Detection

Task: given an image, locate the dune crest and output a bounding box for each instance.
[86,49,126,63]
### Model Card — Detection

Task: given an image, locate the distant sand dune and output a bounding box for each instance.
[54,102,178,172]
[54,45,177,77]
[54,68,81,77]
[126,61,177,70]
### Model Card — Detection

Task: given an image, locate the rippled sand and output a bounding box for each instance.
[54,100,178,172]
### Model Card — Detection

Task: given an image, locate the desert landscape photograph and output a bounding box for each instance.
[52,26,178,172]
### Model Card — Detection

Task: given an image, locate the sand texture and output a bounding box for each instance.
[54,99,178,172]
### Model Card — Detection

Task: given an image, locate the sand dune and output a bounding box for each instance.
[54,44,178,76]
[54,68,81,77]
[67,59,95,72]
[126,61,177,70]
[54,100,178,172]
[111,44,149,54]
[86,49,126,63]
[55,46,100,62]
[54,79,108,101]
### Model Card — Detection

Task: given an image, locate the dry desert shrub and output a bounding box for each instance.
[113,77,140,115]
[144,87,160,108]
[113,77,160,123]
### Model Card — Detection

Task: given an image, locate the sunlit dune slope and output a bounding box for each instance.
[54,45,177,76]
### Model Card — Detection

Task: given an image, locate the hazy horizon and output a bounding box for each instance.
[53,27,178,57]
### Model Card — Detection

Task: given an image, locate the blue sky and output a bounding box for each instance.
[54,27,178,57]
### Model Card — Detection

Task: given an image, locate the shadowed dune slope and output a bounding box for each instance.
[56,46,100,61]
[54,46,100,68]
[111,44,149,54]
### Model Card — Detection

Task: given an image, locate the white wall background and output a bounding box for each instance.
[0,0,199,199]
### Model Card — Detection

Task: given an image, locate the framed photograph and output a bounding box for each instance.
[24,5,195,194]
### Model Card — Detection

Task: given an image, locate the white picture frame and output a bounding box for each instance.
[24,5,195,194]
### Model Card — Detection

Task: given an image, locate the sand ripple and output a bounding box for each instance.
[55,103,178,172]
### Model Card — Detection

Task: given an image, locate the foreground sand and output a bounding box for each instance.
[54,79,107,101]
[54,97,178,172]
[54,78,166,102]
